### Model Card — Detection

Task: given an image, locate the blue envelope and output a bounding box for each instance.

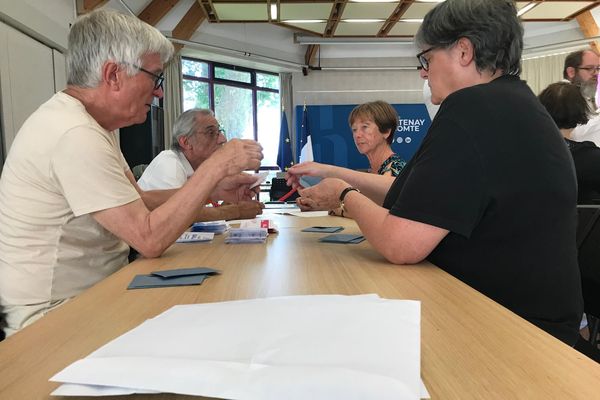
[318,234,365,244]
[302,226,344,233]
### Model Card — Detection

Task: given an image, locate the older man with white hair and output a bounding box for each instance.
[138,108,263,220]
[0,9,263,336]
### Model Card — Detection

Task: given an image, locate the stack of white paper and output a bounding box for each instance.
[51,294,428,399]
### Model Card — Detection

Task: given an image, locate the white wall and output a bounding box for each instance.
[292,59,422,107]
[0,0,74,51]
[0,1,72,165]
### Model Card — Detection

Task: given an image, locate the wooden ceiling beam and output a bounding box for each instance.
[324,0,347,37]
[75,0,109,15]
[576,10,600,54]
[377,0,411,37]
[304,44,319,69]
[172,2,206,53]
[199,0,219,22]
[138,0,180,26]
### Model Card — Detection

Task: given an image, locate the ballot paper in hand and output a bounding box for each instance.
[249,171,269,189]
[51,295,427,399]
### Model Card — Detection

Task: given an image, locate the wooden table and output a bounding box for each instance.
[0,213,599,399]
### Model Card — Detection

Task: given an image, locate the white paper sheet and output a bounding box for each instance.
[52,295,424,399]
[285,210,330,217]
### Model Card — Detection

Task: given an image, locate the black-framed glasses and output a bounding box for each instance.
[416,47,436,71]
[132,64,165,90]
[576,66,600,73]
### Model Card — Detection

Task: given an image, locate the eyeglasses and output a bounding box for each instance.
[198,125,226,138]
[576,66,600,73]
[131,64,165,90]
[416,47,436,72]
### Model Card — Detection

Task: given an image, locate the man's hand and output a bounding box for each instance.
[235,200,265,220]
[296,178,349,211]
[212,173,259,203]
[210,139,263,176]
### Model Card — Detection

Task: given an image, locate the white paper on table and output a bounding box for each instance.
[52,294,423,399]
[285,210,330,217]
[53,379,430,398]
[175,232,214,243]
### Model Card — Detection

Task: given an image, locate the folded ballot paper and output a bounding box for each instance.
[51,294,429,399]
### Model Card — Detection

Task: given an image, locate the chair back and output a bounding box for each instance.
[131,164,148,181]
[576,205,600,317]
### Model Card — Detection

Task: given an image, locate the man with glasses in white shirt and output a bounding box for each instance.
[0,9,263,336]
[138,108,263,220]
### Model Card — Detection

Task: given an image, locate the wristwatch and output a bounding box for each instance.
[339,187,360,215]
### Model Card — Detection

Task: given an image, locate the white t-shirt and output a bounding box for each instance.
[0,92,140,334]
[571,115,600,147]
[137,149,194,190]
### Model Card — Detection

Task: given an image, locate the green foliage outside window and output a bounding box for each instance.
[181,58,281,167]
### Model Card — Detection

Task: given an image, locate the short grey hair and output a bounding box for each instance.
[415,0,523,76]
[67,9,174,88]
[172,109,215,150]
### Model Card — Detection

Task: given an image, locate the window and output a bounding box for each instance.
[182,58,281,168]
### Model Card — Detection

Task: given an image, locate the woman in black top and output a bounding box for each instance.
[539,82,600,203]
[287,0,583,346]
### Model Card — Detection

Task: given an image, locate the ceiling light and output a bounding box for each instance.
[294,33,415,45]
[342,19,385,23]
[399,19,424,23]
[517,2,537,17]
[270,4,277,20]
[284,19,326,24]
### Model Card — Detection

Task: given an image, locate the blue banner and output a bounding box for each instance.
[295,104,431,170]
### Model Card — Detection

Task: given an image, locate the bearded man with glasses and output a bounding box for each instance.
[563,49,600,111]
[564,49,600,147]
[0,9,263,337]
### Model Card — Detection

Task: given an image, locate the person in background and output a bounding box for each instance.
[329,101,405,217]
[138,108,263,220]
[0,9,263,337]
[350,101,406,177]
[563,49,599,112]
[287,0,583,346]
[563,49,600,146]
[539,82,600,203]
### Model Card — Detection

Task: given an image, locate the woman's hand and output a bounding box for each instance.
[285,161,330,190]
[296,178,349,211]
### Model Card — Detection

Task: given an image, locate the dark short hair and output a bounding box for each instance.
[538,82,590,129]
[414,0,523,76]
[563,50,586,80]
[348,101,398,145]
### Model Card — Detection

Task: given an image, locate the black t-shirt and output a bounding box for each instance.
[566,139,600,203]
[383,75,583,345]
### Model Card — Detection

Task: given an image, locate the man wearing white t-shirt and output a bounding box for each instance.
[139,108,263,220]
[0,10,263,337]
